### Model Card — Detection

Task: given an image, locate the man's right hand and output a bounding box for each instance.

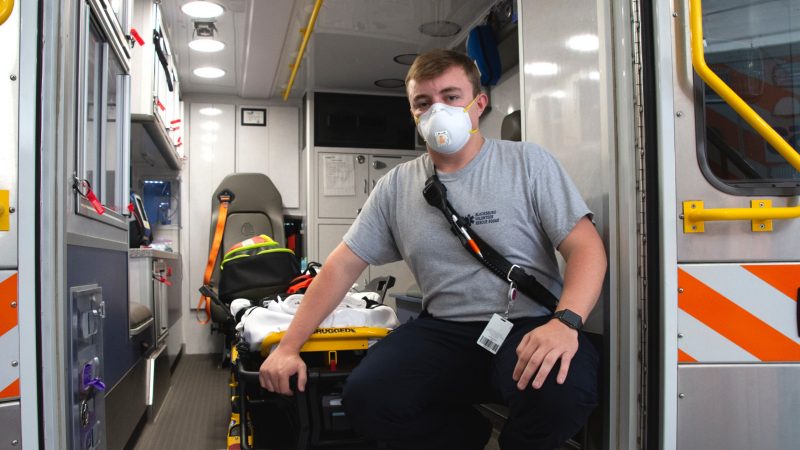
[259,346,307,395]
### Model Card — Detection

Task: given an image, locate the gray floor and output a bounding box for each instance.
[125,353,508,450]
[129,354,230,450]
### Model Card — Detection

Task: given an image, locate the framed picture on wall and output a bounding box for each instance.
[241,108,267,126]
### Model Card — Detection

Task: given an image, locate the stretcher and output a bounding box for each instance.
[227,280,399,450]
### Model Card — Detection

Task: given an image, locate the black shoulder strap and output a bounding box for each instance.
[423,173,558,312]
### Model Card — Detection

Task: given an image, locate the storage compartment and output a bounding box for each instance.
[314,93,416,150]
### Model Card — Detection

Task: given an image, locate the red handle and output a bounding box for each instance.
[130,28,145,46]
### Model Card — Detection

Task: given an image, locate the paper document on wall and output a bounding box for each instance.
[322,154,356,196]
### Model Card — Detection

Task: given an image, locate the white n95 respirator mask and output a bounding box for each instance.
[416,97,478,154]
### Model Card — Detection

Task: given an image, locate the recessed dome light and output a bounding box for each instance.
[188,38,225,52]
[419,21,461,37]
[193,66,225,78]
[374,79,405,89]
[199,107,222,116]
[181,1,224,19]
[393,53,418,65]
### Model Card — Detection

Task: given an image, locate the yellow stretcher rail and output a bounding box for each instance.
[0,0,13,27]
[684,0,800,233]
[689,0,800,172]
[259,326,391,357]
[282,0,324,101]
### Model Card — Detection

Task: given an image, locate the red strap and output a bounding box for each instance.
[130,28,145,46]
[197,195,232,324]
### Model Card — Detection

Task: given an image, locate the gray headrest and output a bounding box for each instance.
[501,110,522,142]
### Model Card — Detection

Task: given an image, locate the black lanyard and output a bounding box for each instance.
[423,171,558,312]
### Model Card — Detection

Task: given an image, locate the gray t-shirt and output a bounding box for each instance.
[343,138,592,322]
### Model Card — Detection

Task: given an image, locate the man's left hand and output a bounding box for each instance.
[512,319,579,390]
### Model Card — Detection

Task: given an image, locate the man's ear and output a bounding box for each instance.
[476,92,490,116]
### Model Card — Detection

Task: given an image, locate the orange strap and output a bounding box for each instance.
[197,194,231,324]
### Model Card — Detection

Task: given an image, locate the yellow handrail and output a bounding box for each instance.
[683,200,800,233]
[0,0,13,27]
[689,0,800,173]
[282,0,324,101]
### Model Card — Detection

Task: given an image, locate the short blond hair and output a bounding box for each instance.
[405,49,481,97]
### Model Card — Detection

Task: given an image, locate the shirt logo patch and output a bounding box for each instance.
[467,210,500,226]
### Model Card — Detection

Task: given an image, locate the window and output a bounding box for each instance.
[76,8,130,226]
[698,0,800,195]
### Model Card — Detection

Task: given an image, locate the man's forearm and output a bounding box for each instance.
[277,242,368,353]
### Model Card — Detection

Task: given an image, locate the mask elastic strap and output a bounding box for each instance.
[462,96,478,112]
[464,96,479,134]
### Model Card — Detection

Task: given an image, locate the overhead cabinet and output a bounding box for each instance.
[130,0,182,170]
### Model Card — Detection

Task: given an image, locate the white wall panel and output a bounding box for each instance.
[185,103,235,354]
[480,68,520,140]
[235,105,269,174]
[520,0,611,329]
[267,106,300,208]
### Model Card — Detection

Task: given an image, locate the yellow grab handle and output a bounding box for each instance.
[689,0,800,173]
[0,0,13,27]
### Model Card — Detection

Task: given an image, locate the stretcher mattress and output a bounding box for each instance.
[232,293,401,351]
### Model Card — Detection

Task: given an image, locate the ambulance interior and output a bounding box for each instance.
[59,0,609,448]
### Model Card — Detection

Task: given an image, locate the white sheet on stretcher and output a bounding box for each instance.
[232,293,401,351]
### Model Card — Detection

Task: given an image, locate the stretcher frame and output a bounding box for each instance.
[233,327,391,450]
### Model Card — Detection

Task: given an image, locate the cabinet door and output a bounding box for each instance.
[368,155,415,190]
[318,153,369,219]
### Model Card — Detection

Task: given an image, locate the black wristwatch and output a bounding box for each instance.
[552,309,583,330]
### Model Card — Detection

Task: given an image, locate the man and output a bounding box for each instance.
[260,49,606,449]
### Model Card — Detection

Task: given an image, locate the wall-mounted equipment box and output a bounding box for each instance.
[130,0,182,170]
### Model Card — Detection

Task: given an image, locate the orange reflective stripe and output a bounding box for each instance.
[0,379,19,398]
[742,264,800,302]
[678,348,697,363]
[0,273,17,336]
[678,269,800,361]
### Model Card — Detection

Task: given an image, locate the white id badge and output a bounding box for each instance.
[477,314,513,354]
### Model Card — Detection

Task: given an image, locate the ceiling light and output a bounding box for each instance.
[419,21,461,37]
[189,38,225,52]
[198,107,222,116]
[193,67,225,78]
[524,62,559,76]
[374,79,405,89]
[566,34,599,52]
[393,54,418,65]
[181,1,224,19]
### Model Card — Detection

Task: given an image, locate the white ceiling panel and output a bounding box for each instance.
[160,0,504,100]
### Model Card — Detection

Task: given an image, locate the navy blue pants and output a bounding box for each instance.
[342,313,599,450]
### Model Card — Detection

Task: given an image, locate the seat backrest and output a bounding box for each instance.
[501,110,522,142]
[208,173,285,286]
